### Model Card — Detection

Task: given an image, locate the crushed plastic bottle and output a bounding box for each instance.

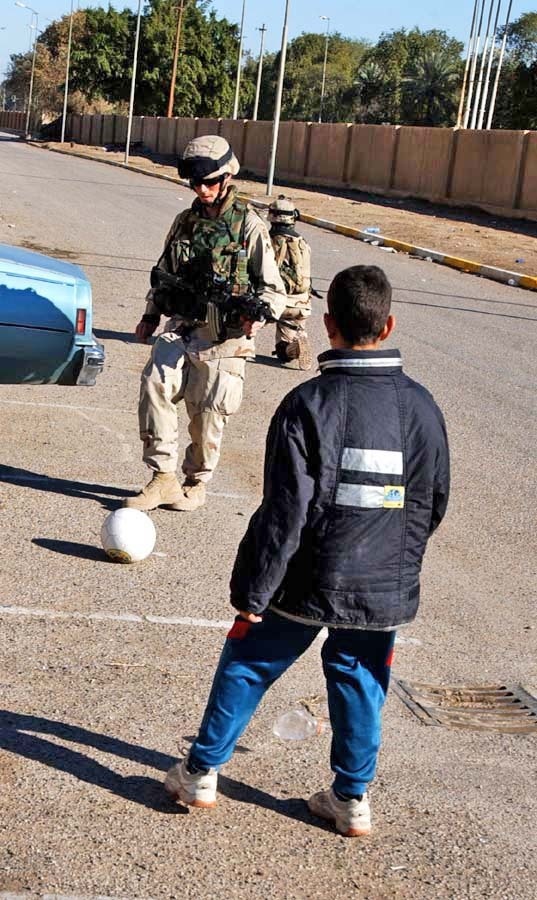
[273,708,319,741]
[363,226,380,234]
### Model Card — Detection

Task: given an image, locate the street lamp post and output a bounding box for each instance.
[252,23,266,121]
[15,2,39,137]
[486,0,513,129]
[60,0,74,143]
[232,0,246,120]
[125,0,143,165]
[266,0,290,196]
[318,15,330,124]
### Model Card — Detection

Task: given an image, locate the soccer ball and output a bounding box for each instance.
[101,508,156,563]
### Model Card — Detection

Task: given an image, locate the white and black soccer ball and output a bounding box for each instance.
[101,508,156,563]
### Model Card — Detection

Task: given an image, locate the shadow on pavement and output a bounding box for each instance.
[0,710,326,827]
[0,464,131,509]
[0,709,180,813]
[94,327,138,343]
[32,537,109,561]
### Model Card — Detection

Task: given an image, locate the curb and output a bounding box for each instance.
[39,144,537,293]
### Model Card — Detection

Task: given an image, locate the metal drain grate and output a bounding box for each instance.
[392,681,537,733]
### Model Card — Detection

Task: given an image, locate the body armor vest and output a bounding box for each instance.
[271,233,311,296]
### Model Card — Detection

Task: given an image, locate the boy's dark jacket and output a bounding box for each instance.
[230,348,450,629]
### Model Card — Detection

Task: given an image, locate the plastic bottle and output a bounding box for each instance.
[363,226,380,234]
[273,705,330,741]
[273,708,319,741]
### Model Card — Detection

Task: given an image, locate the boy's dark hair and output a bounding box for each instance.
[327,265,392,345]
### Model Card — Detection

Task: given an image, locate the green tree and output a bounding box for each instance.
[491,12,537,129]
[402,50,462,125]
[360,28,464,124]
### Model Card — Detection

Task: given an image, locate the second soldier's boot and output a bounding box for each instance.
[124,472,184,511]
[168,479,207,512]
[282,334,312,371]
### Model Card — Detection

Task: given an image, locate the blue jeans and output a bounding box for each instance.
[189,610,395,796]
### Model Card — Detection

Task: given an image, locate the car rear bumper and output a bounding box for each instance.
[75,337,105,386]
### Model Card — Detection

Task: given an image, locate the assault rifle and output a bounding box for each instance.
[150,266,277,341]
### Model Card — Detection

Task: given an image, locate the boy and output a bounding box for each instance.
[165,265,450,836]
[268,196,313,371]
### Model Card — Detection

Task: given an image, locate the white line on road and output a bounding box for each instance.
[0,604,421,644]
[0,398,131,415]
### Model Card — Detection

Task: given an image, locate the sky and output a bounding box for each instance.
[1,1,534,82]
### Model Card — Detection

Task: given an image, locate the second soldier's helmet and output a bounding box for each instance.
[177,135,240,181]
[267,195,299,226]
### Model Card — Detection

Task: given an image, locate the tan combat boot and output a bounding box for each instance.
[287,333,312,371]
[168,480,207,512]
[124,472,184,510]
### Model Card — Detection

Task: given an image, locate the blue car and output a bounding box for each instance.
[0,243,104,385]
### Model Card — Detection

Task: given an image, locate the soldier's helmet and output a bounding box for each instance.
[177,135,240,181]
[267,195,300,225]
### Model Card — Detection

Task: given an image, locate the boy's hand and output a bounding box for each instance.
[238,610,263,623]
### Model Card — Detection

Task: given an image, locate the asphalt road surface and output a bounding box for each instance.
[1,133,536,900]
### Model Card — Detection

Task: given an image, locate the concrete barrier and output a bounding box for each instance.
[157,117,177,155]
[220,119,248,163]
[195,118,221,138]
[277,121,309,177]
[392,126,454,199]
[305,123,350,185]
[450,129,526,209]
[518,132,537,212]
[48,112,537,221]
[0,111,25,132]
[242,119,272,174]
[347,125,399,192]
[142,117,158,152]
[101,115,114,144]
[175,117,197,154]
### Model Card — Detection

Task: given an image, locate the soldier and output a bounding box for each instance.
[125,135,287,513]
[268,195,313,370]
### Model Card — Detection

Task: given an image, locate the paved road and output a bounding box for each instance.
[0,133,536,900]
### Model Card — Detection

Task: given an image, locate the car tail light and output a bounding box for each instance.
[75,308,87,334]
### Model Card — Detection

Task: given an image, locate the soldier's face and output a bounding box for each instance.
[193,174,231,205]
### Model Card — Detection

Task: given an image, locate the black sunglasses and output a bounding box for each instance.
[190,174,225,188]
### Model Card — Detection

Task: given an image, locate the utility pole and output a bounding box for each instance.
[60,0,74,143]
[470,0,495,128]
[125,0,143,165]
[232,0,246,120]
[486,0,513,129]
[266,0,290,196]
[477,0,502,129]
[456,0,479,128]
[252,23,266,121]
[463,0,486,128]
[318,15,330,124]
[167,0,186,118]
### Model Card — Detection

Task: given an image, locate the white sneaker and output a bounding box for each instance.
[164,759,217,808]
[307,788,371,837]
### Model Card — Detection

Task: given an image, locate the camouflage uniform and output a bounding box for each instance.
[268,197,313,371]
[126,137,286,512]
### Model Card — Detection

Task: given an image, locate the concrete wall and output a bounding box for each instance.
[0,111,26,132]
[393,126,454,198]
[519,132,537,211]
[450,129,526,209]
[347,125,399,192]
[58,113,537,219]
[277,121,309,177]
[241,120,271,174]
[306,123,351,185]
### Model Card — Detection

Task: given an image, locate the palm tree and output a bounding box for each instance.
[403,50,461,126]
